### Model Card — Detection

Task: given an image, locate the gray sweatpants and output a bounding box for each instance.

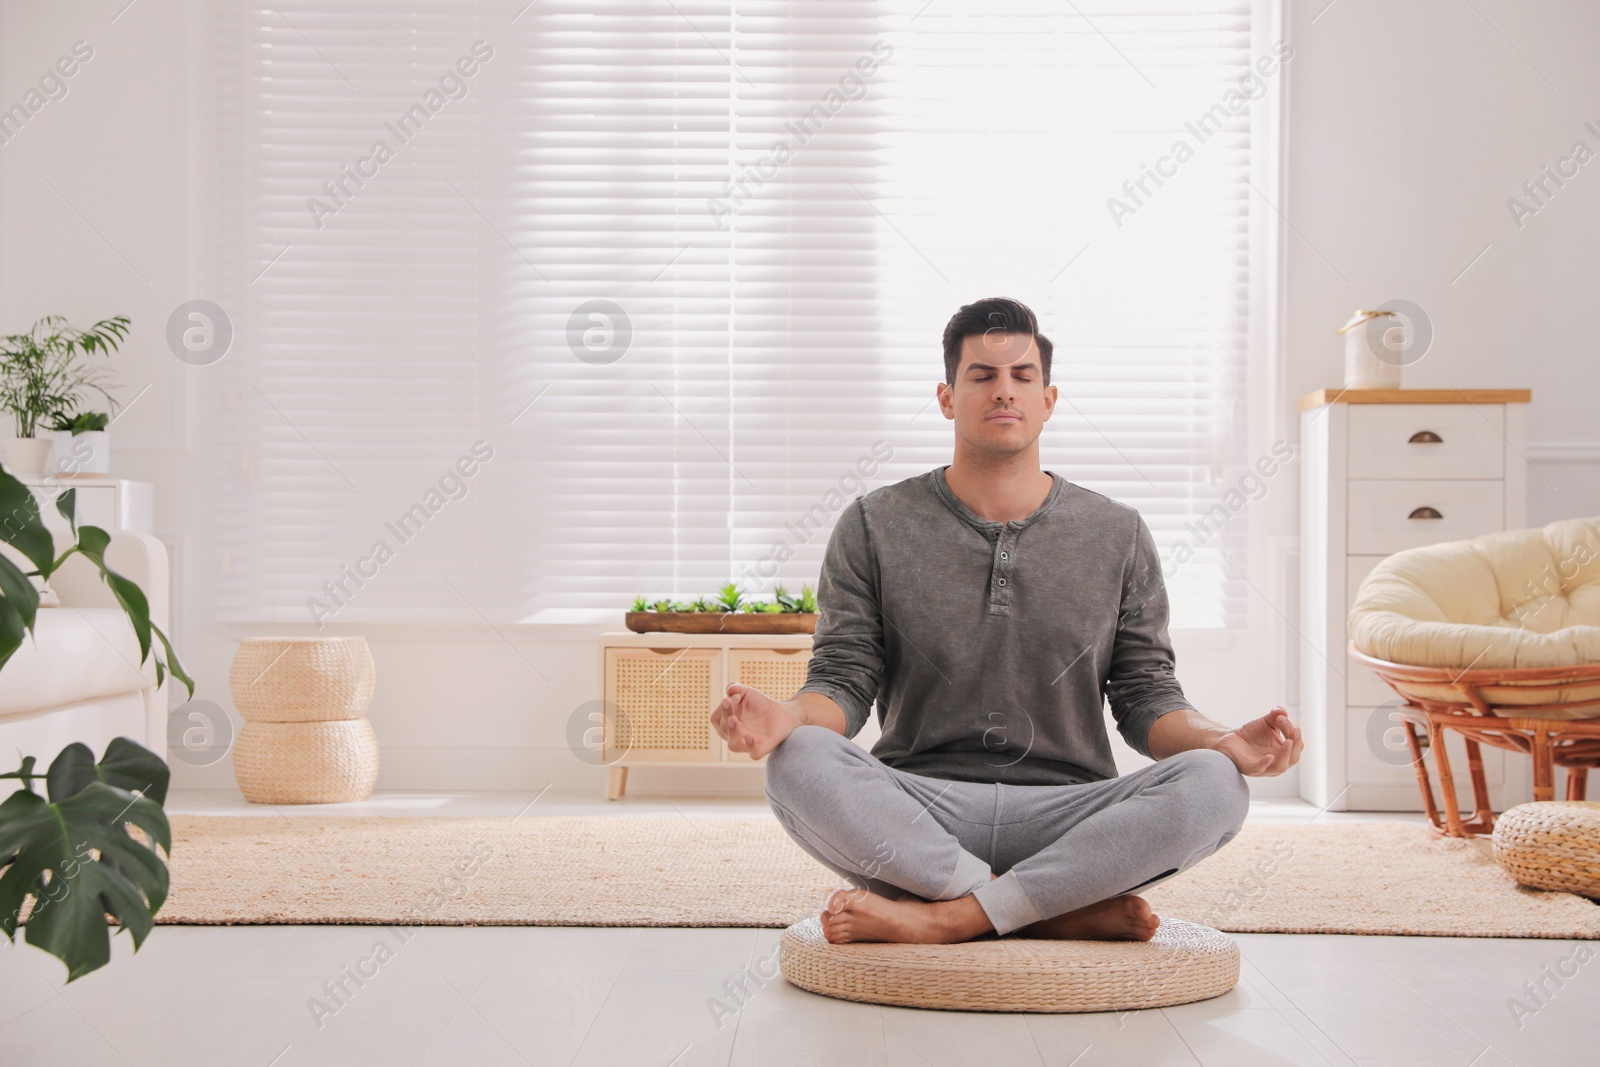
[764,724,1251,937]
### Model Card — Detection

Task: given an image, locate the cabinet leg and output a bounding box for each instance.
[607,765,629,801]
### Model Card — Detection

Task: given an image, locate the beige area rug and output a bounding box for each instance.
[155,815,1600,939]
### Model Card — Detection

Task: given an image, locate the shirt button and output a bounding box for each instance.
[998,577,1007,586]
[1000,552,1008,560]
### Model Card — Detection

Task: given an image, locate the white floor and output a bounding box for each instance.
[2,794,1595,1066]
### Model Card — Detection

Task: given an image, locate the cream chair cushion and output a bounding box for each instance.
[1348,515,1600,713]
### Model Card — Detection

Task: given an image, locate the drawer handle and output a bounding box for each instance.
[1408,430,1443,444]
[1408,506,1443,520]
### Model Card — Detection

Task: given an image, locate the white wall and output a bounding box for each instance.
[2,0,1596,798]
[1281,0,1600,518]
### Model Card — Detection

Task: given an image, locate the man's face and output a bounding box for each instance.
[936,331,1056,456]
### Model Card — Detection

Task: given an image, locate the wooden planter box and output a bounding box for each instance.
[624,611,817,635]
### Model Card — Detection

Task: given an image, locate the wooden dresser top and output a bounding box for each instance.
[1299,388,1532,412]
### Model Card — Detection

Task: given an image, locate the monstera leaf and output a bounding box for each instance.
[45,735,170,807]
[0,471,49,667]
[0,466,194,697]
[0,737,172,982]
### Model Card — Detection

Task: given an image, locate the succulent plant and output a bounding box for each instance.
[629,581,818,613]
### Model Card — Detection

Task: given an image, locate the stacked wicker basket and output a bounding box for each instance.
[228,637,380,804]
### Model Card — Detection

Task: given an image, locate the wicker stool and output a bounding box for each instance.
[229,637,380,804]
[1491,801,1600,898]
[778,916,1238,1013]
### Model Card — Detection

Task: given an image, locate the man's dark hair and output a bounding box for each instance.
[942,297,1052,387]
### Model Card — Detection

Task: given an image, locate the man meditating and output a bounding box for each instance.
[710,296,1302,946]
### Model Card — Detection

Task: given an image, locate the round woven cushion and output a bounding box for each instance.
[230,637,376,722]
[1492,800,1600,897]
[233,720,380,804]
[778,916,1238,1013]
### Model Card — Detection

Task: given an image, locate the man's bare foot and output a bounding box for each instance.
[1014,894,1160,942]
[818,888,991,945]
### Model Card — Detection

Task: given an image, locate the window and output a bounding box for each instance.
[214,0,1271,629]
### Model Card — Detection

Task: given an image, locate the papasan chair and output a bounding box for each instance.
[1347,514,1600,837]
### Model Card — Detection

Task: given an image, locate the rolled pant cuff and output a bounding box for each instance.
[938,848,993,901]
[971,870,1044,937]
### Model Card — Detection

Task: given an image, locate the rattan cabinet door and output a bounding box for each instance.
[603,647,722,762]
[724,648,813,762]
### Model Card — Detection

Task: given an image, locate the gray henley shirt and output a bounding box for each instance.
[793,464,1198,786]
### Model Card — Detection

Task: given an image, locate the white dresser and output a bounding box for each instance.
[1298,388,1532,812]
[17,477,154,540]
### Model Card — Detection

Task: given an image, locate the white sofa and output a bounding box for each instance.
[0,532,170,771]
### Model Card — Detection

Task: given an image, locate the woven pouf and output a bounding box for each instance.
[229,636,376,721]
[1492,801,1600,898]
[232,720,381,804]
[778,916,1238,1013]
[229,637,380,804]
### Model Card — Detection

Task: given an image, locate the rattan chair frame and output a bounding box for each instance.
[1348,643,1600,838]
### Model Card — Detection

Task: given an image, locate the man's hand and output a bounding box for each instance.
[1215,706,1302,777]
[710,682,803,760]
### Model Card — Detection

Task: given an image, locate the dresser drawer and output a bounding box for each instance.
[723,648,812,762]
[1347,404,1505,480]
[1347,479,1505,554]
[602,647,723,762]
[1346,555,1398,706]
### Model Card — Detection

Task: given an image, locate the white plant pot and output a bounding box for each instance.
[1343,319,1403,390]
[48,429,111,477]
[2,436,53,477]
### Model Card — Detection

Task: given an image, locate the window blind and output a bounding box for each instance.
[214,0,1263,629]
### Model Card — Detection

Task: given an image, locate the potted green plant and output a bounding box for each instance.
[625,581,820,633]
[0,315,126,478]
[46,410,112,478]
[0,736,172,981]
